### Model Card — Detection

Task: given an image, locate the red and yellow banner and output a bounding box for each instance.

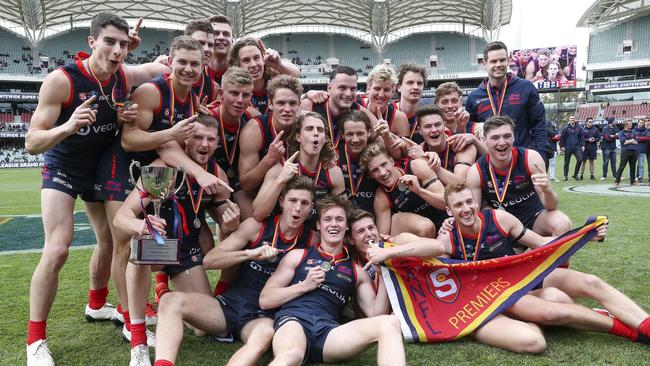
[380,216,607,342]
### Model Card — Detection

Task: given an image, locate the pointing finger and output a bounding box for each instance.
[79,95,97,107]
[133,18,143,33]
[287,151,300,163]
[273,130,285,143]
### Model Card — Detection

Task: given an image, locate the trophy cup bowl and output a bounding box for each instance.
[128,161,186,265]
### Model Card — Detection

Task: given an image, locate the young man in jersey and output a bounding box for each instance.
[434,81,487,155]
[259,194,404,366]
[393,63,426,136]
[252,113,345,224]
[361,64,411,137]
[114,116,234,365]
[207,15,233,85]
[405,105,477,186]
[361,142,446,237]
[24,13,167,365]
[337,110,379,213]
[184,19,220,103]
[466,41,548,155]
[560,115,584,181]
[229,37,300,114]
[238,75,303,191]
[579,117,600,180]
[152,176,315,366]
[467,115,571,237]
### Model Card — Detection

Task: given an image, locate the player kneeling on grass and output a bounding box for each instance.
[259,194,404,366]
[152,176,315,366]
[114,116,235,366]
[363,182,650,352]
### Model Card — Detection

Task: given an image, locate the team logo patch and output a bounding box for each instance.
[426,267,460,303]
[508,93,521,105]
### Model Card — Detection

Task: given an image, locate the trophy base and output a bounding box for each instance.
[130,236,180,265]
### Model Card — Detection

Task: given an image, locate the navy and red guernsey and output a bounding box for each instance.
[214,108,253,191]
[582,126,600,147]
[560,123,583,150]
[251,84,269,114]
[382,159,449,231]
[619,130,639,153]
[193,71,218,103]
[221,215,313,307]
[45,54,125,176]
[337,143,377,213]
[423,141,458,171]
[476,146,544,228]
[449,209,518,261]
[254,113,283,160]
[466,73,547,154]
[312,101,361,148]
[205,65,224,86]
[275,245,357,322]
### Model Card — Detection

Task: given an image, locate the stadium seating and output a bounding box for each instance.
[588,15,650,63]
[576,105,599,121]
[0,28,31,74]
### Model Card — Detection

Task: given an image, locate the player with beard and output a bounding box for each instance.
[467,115,571,237]
[23,13,170,365]
[229,37,300,114]
[114,116,234,365]
[184,19,220,103]
[404,105,477,186]
[360,64,410,137]
[152,177,315,366]
[238,75,303,191]
[207,15,233,85]
[337,110,379,213]
[466,41,547,155]
[363,182,650,352]
[259,195,404,366]
[361,143,446,237]
[252,113,345,226]
[579,118,600,180]
[434,81,487,155]
[393,63,426,141]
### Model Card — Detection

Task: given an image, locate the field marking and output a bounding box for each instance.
[565,184,650,197]
[0,210,86,218]
[0,244,95,256]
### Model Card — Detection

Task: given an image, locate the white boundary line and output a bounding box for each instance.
[0,244,95,256]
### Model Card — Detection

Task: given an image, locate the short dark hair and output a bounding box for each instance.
[169,35,203,58]
[348,208,375,226]
[185,19,214,36]
[586,117,593,122]
[415,105,444,125]
[340,110,372,134]
[483,41,508,61]
[281,175,314,199]
[329,66,357,81]
[90,12,129,39]
[316,194,351,222]
[483,115,515,136]
[196,114,218,129]
[397,63,426,86]
[268,75,303,101]
[208,15,232,27]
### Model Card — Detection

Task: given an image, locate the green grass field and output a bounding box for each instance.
[1,159,649,365]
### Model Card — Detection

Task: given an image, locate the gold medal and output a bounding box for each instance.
[398,182,408,192]
[320,261,332,271]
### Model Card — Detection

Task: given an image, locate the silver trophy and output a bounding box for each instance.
[128,161,186,265]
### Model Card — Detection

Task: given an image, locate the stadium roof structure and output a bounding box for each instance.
[0,0,511,48]
[577,0,650,28]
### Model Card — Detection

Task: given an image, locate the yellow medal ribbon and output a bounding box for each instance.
[218,107,241,169]
[325,102,341,148]
[457,214,484,261]
[487,150,515,207]
[186,165,206,226]
[486,77,509,116]
[343,144,364,196]
[271,216,300,253]
[168,75,196,126]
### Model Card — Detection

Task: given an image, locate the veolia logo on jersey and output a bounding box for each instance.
[426,267,460,303]
[76,122,116,136]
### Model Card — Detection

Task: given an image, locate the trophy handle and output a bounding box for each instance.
[129,160,145,193]
[171,166,186,197]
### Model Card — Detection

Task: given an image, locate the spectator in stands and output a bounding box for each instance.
[601,118,619,180]
[560,115,583,181]
[614,120,639,186]
[546,120,560,181]
[579,117,600,180]
[635,117,650,183]
[466,41,548,155]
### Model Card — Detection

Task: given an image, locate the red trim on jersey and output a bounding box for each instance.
[523,149,532,177]
[152,82,163,116]
[61,69,75,108]
[298,247,309,263]
[255,117,266,145]
[490,209,510,238]
[249,219,267,249]
[476,163,485,190]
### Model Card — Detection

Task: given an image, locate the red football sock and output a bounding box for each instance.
[130,321,147,348]
[610,318,638,341]
[123,311,131,332]
[213,280,230,296]
[27,320,47,345]
[638,317,650,337]
[117,304,124,314]
[154,360,174,366]
[88,287,109,310]
[156,272,169,286]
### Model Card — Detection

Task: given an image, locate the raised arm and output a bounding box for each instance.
[252,152,298,221]
[238,122,285,191]
[374,189,392,235]
[202,217,268,270]
[354,265,390,317]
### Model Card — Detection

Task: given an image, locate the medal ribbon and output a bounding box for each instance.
[384,167,405,193]
[325,102,341,148]
[171,195,190,240]
[137,191,165,245]
[87,59,121,110]
[168,75,196,126]
[344,144,364,196]
[457,215,484,261]
[271,216,301,254]
[185,167,206,226]
[319,245,350,267]
[487,152,515,207]
[298,161,322,184]
[218,107,241,169]
[486,77,508,116]
[442,142,451,170]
